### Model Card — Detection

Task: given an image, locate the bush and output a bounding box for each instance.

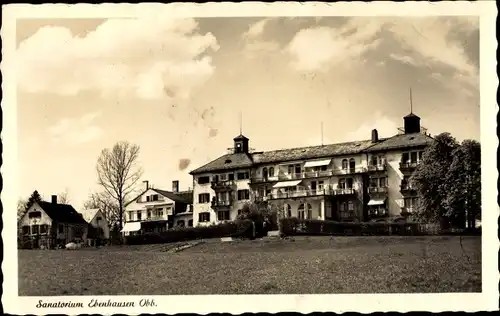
[125,219,254,245]
[280,218,425,236]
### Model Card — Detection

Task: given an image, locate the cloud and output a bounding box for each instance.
[242,18,280,58]
[346,113,400,141]
[389,53,417,66]
[284,20,382,72]
[17,18,219,100]
[47,112,103,144]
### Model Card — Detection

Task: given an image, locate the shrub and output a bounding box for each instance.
[124,219,254,245]
[280,218,425,236]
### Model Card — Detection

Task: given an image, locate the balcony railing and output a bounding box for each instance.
[266,188,355,200]
[401,207,415,214]
[251,168,367,183]
[367,163,386,172]
[399,162,419,171]
[400,184,418,195]
[368,187,388,194]
[211,198,232,208]
[142,216,168,222]
[211,180,236,191]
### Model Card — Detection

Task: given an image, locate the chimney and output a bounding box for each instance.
[172,180,179,193]
[143,180,149,191]
[51,195,57,204]
[371,129,379,143]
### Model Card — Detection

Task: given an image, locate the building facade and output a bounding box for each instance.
[122,181,193,235]
[190,112,434,226]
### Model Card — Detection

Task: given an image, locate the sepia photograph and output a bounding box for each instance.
[1,1,498,314]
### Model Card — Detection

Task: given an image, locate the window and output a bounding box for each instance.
[219,174,227,181]
[371,156,378,166]
[237,172,249,180]
[31,225,39,235]
[369,178,378,187]
[346,178,353,189]
[284,204,292,217]
[188,219,193,227]
[177,220,185,227]
[338,179,346,189]
[198,193,210,203]
[147,211,152,218]
[137,211,142,220]
[199,212,210,222]
[58,224,64,234]
[237,189,250,200]
[96,216,102,222]
[349,158,356,170]
[320,165,327,171]
[269,167,275,177]
[402,152,409,163]
[228,173,235,181]
[146,196,150,202]
[128,211,133,221]
[238,209,242,216]
[342,159,348,169]
[379,177,387,187]
[40,224,48,234]
[410,152,418,163]
[298,204,305,220]
[418,151,424,161]
[306,204,312,219]
[198,176,210,184]
[262,167,268,179]
[217,210,230,221]
[288,165,294,174]
[28,211,42,218]
[348,201,354,211]
[22,226,30,235]
[295,164,301,175]
[318,181,324,190]
[152,194,159,201]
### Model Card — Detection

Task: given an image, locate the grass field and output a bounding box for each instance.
[18,236,481,296]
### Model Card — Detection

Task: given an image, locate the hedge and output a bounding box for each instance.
[280,218,428,236]
[125,219,254,245]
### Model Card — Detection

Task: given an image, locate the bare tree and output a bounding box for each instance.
[96,141,143,232]
[83,191,119,228]
[58,188,71,204]
[17,198,27,221]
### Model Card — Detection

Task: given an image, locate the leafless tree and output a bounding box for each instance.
[96,141,143,232]
[58,188,71,204]
[83,191,119,227]
[17,198,27,222]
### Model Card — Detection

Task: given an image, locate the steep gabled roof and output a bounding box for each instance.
[153,188,192,204]
[38,201,88,224]
[363,132,434,152]
[79,208,101,223]
[189,153,254,175]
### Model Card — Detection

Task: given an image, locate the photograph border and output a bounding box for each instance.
[1,2,498,314]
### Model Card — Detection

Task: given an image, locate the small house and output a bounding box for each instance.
[79,208,110,246]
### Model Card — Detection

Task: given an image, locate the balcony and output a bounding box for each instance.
[142,216,168,222]
[333,167,367,175]
[211,197,232,209]
[249,176,279,184]
[400,184,418,195]
[399,162,419,172]
[333,188,356,196]
[368,187,388,194]
[267,188,336,200]
[401,207,415,215]
[211,180,236,191]
[367,163,386,172]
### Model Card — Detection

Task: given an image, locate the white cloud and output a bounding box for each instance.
[346,113,400,141]
[242,18,280,58]
[48,112,103,144]
[17,18,219,100]
[284,20,382,72]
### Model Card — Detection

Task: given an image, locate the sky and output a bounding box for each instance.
[16,16,480,210]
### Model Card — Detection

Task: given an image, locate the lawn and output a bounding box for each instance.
[18,235,481,296]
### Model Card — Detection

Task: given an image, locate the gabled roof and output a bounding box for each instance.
[363,132,434,152]
[234,134,249,141]
[189,153,254,175]
[404,112,420,119]
[79,208,101,223]
[37,201,88,224]
[153,188,192,204]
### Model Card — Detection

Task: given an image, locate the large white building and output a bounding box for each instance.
[121,181,193,235]
[189,112,434,227]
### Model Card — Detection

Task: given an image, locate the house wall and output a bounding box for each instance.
[125,188,176,222]
[192,173,214,227]
[19,203,53,227]
[89,210,110,239]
